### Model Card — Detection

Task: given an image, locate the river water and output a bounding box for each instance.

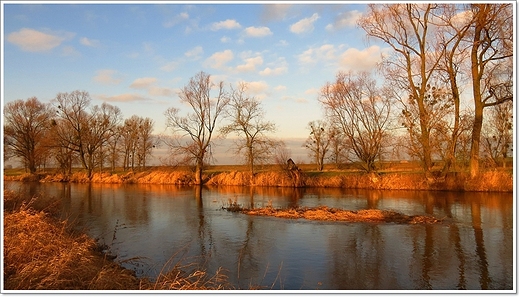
[5,181,514,291]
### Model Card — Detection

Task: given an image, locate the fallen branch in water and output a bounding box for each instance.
[223,205,442,224]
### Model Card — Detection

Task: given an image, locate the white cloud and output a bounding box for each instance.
[339,45,387,71]
[129,77,175,97]
[325,10,362,31]
[184,46,203,59]
[130,77,157,89]
[220,36,231,43]
[236,55,263,73]
[96,93,150,103]
[80,37,100,47]
[161,60,178,72]
[290,13,320,34]
[298,44,337,66]
[243,26,273,38]
[211,19,241,31]
[61,45,81,57]
[274,85,287,92]
[451,10,473,29]
[277,40,289,47]
[204,49,234,70]
[93,69,122,85]
[242,80,269,94]
[148,86,176,97]
[259,65,287,76]
[7,28,70,52]
[163,12,189,28]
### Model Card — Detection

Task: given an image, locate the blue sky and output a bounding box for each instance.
[2,1,389,163]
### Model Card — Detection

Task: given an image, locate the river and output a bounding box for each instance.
[5,181,514,291]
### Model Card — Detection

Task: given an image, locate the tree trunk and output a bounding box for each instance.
[469,7,485,179]
[195,159,203,185]
[248,145,254,184]
[469,103,484,178]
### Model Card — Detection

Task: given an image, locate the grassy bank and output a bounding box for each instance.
[3,190,231,290]
[3,166,513,192]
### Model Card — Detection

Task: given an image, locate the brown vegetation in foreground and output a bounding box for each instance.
[3,190,231,290]
[224,205,442,224]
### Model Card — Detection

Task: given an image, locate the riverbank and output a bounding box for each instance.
[4,167,513,192]
[3,190,231,290]
[223,205,442,224]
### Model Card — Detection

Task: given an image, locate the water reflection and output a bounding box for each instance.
[4,182,513,290]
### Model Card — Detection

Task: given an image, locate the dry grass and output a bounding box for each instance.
[3,190,232,291]
[140,266,232,290]
[5,165,513,192]
[224,205,442,224]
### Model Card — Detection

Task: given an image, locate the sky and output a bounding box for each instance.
[2,1,390,164]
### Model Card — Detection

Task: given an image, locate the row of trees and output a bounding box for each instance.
[303,3,513,178]
[4,4,513,183]
[4,91,155,177]
[356,3,513,178]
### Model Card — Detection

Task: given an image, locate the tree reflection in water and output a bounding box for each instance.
[4,182,513,290]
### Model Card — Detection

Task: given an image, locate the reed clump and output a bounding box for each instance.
[141,266,232,290]
[3,190,232,291]
[223,204,442,224]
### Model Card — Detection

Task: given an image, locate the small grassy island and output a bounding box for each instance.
[223,205,442,224]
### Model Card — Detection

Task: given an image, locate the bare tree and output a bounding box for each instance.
[220,82,276,180]
[120,117,138,171]
[398,83,456,164]
[432,4,475,175]
[303,120,332,171]
[359,4,443,176]
[319,71,392,172]
[136,117,155,169]
[119,116,155,171]
[106,127,121,172]
[4,97,54,173]
[328,128,349,169]
[482,101,513,168]
[467,3,513,177]
[53,90,122,178]
[164,71,229,184]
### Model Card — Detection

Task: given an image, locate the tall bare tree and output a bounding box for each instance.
[119,116,155,171]
[164,72,229,185]
[432,4,475,175]
[4,97,54,173]
[359,4,443,176]
[303,120,332,171]
[319,71,392,172]
[136,117,155,169]
[53,90,121,178]
[220,82,276,180]
[467,3,513,177]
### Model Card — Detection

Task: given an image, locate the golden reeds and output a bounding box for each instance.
[4,166,513,192]
[224,205,442,224]
[3,190,231,291]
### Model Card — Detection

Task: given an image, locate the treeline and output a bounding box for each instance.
[4,93,156,178]
[4,4,513,184]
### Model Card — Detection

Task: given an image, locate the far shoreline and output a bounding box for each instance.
[3,165,513,193]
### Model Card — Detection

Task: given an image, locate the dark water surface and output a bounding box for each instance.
[5,182,514,291]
